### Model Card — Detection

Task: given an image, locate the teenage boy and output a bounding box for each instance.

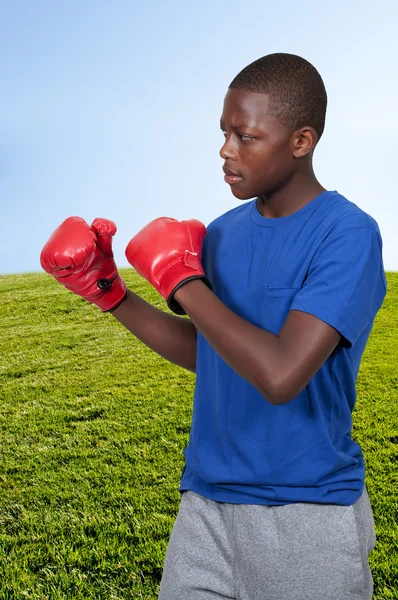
[41,53,386,599]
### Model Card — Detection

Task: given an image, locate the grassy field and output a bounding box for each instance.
[0,270,397,599]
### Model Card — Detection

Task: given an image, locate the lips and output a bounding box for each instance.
[223,166,243,185]
[223,166,241,177]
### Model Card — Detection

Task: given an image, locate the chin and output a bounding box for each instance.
[230,187,256,201]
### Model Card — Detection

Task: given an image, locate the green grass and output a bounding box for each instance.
[0,270,397,599]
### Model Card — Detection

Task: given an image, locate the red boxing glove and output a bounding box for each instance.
[40,216,127,312]
[125,217,211,315]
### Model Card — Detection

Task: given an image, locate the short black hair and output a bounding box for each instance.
[229,53,327,139]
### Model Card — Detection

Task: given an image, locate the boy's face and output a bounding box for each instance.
[220,88,297,200]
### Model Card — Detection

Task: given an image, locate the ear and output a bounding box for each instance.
[292,126,318,158]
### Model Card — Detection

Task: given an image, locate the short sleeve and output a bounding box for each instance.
[290,227,387,347]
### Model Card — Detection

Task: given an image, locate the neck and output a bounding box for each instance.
[257,169,325,219]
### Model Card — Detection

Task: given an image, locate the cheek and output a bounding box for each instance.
[243,148,269,176]
[252,143,291,178]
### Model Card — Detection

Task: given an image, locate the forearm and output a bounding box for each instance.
[111,289,197,373]
[174,280,283,403]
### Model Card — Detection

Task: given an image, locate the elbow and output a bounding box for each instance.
[259,374,299,406]
[265,388,291,406]
[250,352,304,405]
[268,390,294,406]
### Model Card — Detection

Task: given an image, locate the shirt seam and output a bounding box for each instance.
[293,228,384,341]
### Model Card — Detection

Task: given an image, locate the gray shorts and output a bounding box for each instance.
[159,486,376,600]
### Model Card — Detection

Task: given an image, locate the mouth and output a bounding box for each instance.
[223,166,243,185]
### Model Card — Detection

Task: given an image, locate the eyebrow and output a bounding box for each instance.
[220,120,251,130]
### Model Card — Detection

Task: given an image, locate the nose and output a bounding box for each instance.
[219,134,238,161]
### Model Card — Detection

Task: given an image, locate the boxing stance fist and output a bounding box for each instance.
[125,217,210,315]
[40,216,127,312]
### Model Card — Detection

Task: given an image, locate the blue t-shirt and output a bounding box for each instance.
[180,190,387,506]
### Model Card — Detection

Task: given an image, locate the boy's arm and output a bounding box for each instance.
[125,216,339,403]
[111,289,197,373]
[128,218,386,406]
[174,280,339,404]
[174,225,386,403]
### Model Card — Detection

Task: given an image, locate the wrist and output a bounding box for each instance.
[172,278,210,314]
[107,289,129,313]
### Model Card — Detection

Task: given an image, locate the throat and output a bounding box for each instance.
[257,184,326,219]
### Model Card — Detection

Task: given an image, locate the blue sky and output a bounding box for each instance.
[1,0,397,274]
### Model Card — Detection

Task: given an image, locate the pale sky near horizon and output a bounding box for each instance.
[1,0,397,275]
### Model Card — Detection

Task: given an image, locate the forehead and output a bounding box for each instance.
[221,88,283,131]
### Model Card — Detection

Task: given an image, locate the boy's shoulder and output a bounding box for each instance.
[206,200,252,231]
[205,192,382,237]
[323,192,381,235]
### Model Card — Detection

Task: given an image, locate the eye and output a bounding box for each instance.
[239,133,253,141]
[221,129,227,138]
